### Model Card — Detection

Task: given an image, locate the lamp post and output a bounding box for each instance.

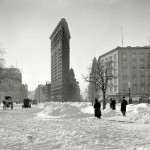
[128,82,132,104]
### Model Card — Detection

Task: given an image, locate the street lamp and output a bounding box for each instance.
[128,82,132,104]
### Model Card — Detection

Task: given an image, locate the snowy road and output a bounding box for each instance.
[0,103,150,150]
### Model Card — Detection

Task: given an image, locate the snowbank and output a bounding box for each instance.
[35,102,150,124]
[35,102,93,119]
[102,103,150,124]
[129,103,150,124]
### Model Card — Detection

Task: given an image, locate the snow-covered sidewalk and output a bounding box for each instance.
[0,102,150,150]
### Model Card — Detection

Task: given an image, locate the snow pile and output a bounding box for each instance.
[35,102,93,119]
[35,102,150,124]
[102,103,150,124]
[102,103,121,117]
[37,103,45,109]
[129,103,150,124]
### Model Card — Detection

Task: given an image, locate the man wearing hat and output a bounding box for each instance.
[121,96,128,116]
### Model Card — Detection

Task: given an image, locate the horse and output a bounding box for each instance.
[2,100,13,110]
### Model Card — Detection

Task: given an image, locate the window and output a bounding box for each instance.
[133,77,137,83]
[140,77,145,83]
[132,68,137,75]
[123,61,127,66]
[140,85,145,92]
[140,68,145,75]
[114,61,117,67]
[122,53,127,59]
[109,56,112,61]
[132,53,136,59]
[109,79,113,85]
[110,86,113,93]
[133,85,137,92]
[114,78,117,84]
[114,85,117,92]
[132,60,136,66]
[140,53,144,60]
[114,69,117,76]
[114,54,117,60]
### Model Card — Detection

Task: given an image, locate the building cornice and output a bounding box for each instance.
[98,46,150,60]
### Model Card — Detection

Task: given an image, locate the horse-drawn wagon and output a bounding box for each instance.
[22,98,31,108]
[2,96,13,110]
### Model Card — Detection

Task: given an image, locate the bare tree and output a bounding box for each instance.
[0,46,12,86]
[83,57,115,109]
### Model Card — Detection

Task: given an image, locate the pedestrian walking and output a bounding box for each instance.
[121,96,128,116]
[94,99,101,119]
[111,98,116,110]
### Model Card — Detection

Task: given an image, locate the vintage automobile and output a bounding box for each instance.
[2,96,13,110]
[22,98,31,108]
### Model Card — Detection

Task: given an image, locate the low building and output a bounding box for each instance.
[0,68,28,103]
[99,46,150,100]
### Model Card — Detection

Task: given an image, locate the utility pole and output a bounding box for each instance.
[121,27,124,47]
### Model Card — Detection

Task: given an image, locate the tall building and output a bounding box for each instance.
[69,68,80,102]
[97,46,150,100]
[34,84,48,103]
[50,18,71,101]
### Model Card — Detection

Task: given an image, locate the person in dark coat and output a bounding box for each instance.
[121,97,128,116]
[111,98,116,110]
[94,99,101,119]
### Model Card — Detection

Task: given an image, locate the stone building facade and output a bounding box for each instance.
[0,68,28,103]
[95,46,150,100]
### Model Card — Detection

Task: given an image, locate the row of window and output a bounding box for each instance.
[122,53,147,60]
[107,84,150,93]
[122,60,146,66]
[106,85,117,92]
[123,84,150,92]
[123,77,150,83]
[105,54,117,62]
[122,68,148,75]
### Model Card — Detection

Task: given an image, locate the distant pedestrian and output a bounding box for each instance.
[111,98,116,110]
[121,97,128,116]
[94,99,101,119]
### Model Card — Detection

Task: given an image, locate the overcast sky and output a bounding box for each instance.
[0,0,150,96]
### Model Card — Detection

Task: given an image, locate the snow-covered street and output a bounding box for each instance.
[0,102,150,150]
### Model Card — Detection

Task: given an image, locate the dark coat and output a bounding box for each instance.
[94,101,101,117]
[111,100,116,110]
[121,99,127,111]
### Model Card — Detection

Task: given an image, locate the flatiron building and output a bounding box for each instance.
[50,18,71,101]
